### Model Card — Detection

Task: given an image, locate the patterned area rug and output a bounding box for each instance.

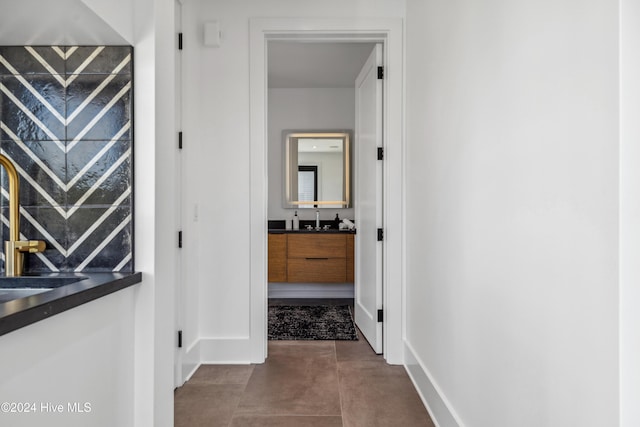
[268,305,358,340]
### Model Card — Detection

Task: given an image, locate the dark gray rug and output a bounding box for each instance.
[268,305,358,340]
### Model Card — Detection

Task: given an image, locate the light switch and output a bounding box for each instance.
[204,21,221,47]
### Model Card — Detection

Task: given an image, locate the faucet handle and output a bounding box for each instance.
[15,240,46,253]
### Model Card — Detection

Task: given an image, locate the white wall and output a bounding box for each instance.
[132,0,177,425]
[0,288,135,427]
[620,0,640,425]
[268,88,355,221]
[181,0,404,363]
[405,1,619,426]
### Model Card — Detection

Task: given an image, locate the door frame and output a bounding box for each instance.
[249,18,404,364]
[174,0,186,388]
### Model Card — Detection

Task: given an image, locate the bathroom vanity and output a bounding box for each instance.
[268,232,355,283]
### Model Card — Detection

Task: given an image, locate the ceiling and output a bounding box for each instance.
[268,42,376,89]
[0,0,128,45]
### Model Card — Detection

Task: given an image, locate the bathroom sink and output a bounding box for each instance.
[0,275,88,289]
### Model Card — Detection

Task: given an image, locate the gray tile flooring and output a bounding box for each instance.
[175,300,434,426]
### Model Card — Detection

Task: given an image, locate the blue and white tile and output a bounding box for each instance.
[65,46,132,76]
[0,46,66,76]
[0,74,66,142]
[65,206,133,272]
[65,73,132,142]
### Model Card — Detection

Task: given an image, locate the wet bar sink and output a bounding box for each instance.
[0,275,88,289]
[0,288,52,303]
[0,276,88,304]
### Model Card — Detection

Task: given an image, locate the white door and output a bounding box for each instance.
[354,44,383,354]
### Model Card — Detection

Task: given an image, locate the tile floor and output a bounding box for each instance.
[174,334,435,426]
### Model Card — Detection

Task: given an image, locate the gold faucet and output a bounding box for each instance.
[0,154,46,276]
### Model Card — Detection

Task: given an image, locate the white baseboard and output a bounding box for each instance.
[182,340,201,383]
[180,337,253,383]
[199,337,254,364]
[268,283,354,299]
[404,341,464,427]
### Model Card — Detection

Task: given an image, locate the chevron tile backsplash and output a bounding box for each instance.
[0,46,133,273]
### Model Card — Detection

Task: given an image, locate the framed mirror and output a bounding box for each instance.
[284,130,351,209]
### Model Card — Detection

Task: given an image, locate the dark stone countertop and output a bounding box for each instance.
[0,272,142,336]
[268,219,356,234]
[268,229,356,234]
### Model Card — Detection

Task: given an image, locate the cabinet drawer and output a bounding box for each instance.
[287,258,347,283]
[287,234,346,258]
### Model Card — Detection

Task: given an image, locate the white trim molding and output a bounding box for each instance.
[404,341,465,427]
[249,17,405,364]
[181,339,201,384]
[200,337,254,365]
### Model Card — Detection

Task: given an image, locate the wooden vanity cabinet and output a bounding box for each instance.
[268,233,287,282]
[268,233,354,283]
[346,234,354,283]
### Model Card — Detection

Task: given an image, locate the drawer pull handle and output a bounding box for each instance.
[305,257,329,260]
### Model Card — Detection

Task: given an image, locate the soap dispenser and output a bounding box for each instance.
[293,211,299,230]
[333,213,340,229]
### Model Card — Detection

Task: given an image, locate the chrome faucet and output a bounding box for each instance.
[0,154,46,276]
[315,210,320,230]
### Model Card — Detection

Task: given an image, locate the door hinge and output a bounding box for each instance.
[178,330,183,348]
[178,33,183,50]
[377,66,384,80]
[377,309,384,322]
[178,231,183,248]
[377,228,384,241]
[377,147,384,160]
[178,131,183,149]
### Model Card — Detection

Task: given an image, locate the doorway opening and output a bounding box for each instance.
[249,18,404,364]
[265,39,383,352]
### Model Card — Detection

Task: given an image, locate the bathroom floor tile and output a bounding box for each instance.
[188,364,255,385]
[335,332,382,363]
[174,383,244,427]
[175,303,435,426]
[229,415,343,427]
[235,341,341,416]
[337,361,435,427]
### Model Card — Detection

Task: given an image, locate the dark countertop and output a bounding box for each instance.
[268,229,356,234]
[0,272,142,336]
[268,219,356,234]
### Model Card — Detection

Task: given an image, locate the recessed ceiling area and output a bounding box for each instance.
[268,42,376,89]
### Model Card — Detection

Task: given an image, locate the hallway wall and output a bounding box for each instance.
[620,0,640,425]
[405,0,619,426]
[180,0,405,363]
[268,87,356,221]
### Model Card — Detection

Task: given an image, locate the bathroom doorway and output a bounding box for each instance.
[267,40,382,346]
[250,18,404,364]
